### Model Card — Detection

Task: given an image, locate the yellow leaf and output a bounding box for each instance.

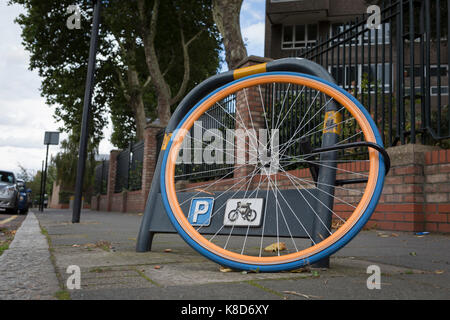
[219,266,234,273]
[264,242,287,252]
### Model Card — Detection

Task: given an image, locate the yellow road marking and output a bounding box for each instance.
[0,215,18,226]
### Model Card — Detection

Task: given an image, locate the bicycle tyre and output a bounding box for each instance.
[160,71,386,272]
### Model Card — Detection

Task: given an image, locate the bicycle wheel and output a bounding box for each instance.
[228,210,238,222]
[160,71,386,272]
[246,210,257,222]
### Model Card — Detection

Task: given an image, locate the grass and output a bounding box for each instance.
[0,242,10,256]
[90,267,113,273]
[246,280,286,299]
[55,290,71,300]
[39,224,72,300]
[0,227,15,256]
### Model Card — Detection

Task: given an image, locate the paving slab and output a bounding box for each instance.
[70,282,280,300]
[33,209,450,300]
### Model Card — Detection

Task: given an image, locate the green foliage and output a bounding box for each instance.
[52,134,97,197]
[9,0,221,149]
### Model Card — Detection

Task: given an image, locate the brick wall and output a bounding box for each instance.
[335,144,450,233]
[180,144,450,234]
[91,123,163,214]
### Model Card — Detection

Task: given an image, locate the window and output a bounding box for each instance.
[404,65,448,78]
[282,24,317,49]
[330,23,390,45]
[329,64,392,93]
[0,171,15,184]
[431,86,449,96]
[404,86,449,96]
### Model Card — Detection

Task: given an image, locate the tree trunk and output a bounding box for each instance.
[128,72,147,140]
[212,0,247,70]
[137,0,200,127]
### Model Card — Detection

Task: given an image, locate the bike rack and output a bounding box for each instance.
[136,57,387,268]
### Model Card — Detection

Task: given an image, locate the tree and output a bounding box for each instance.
[16,164,34,182]
[10,0,221,144]
[212,0,247,70]
[52,134,98,197]
[137,0,220,125]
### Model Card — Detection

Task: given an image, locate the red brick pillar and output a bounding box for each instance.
[423,149,450,233]
[233,56,272,186]
[142,122,165,200]
[106,150,120,212]
[371,144,438,232]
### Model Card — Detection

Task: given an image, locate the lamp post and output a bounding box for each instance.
[72,0,102,223]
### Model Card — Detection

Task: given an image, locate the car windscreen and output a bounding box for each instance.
[0,171,15,184]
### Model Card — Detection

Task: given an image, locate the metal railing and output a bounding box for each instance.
[94,160,109,195]
[114,141,144,193]
[291,0,449,148]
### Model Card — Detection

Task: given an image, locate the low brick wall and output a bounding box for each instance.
[92,124,450,233]
[181,144,450,233]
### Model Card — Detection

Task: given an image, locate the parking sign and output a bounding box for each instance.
[188,198,214,227]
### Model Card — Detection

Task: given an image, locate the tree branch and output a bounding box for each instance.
[170,26,203,105]
[115,68,130,101]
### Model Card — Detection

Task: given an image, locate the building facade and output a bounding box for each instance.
[265,0,449,147]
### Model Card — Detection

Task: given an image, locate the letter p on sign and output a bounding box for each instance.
[188,198,214,227]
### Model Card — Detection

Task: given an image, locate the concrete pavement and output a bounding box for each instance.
[2,209,449,300]
[0,212,59,300]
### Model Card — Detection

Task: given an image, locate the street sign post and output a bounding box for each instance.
[40,131,59,212]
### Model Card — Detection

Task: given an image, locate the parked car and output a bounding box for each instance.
[16,179,31,214]
[0,170,19,214]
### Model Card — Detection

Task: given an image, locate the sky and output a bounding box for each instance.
[0,0,266,176]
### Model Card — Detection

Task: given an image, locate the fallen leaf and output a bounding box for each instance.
[219,266,234,273]
[435,270,445,274]
[391,233,399,237]
[264,242,287,252]
[72,244,80,247]
[164,249,172,253]
[154,265,161,270]
[409,252,417,256]
[290,267,311,273]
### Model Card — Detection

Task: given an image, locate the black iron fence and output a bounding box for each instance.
[173,95,237,182]
[94,160,109,195]
[292,0,449,148]
[114,141,144,193]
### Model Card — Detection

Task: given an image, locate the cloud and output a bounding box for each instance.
[241,0,266,57]
[0,2,65,174]
[242,22,265,56]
